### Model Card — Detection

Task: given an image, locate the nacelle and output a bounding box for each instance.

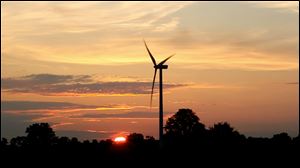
[154,65,168,69]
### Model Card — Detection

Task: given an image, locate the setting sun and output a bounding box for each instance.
[114,136,126,143]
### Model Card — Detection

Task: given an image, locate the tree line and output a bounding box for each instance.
[1,109,299,165]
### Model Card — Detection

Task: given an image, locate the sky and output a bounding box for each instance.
[1,1,299,140]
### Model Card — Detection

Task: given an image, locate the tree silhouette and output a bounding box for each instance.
[10,136,28,147]
[127,133,144,146]
[1,138,8,146]
[209,122,245,143]
[58,136,71,144]
[26,123,56,147]
[1,138,9,152]
[272,132,291,144]
[164,108,206,138]
[145,136,155,141]
[71,137,79,144]
[293,135,300,144]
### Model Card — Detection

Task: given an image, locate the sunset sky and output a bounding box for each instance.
[1,1,299,140]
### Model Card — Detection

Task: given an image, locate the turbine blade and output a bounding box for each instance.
[158,54,175,65]
[150,68,157,109]
[144,40,157,66]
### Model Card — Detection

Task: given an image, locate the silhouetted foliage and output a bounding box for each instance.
[127,133,144,144]
[209,122,245,144]
[145,135,155,141]
[57,136,71,145]
[1,138,8,146]
[10,136,28,147]
[71,137,79,144]
[26,123,56,147]
[293,135,300,144]
[271,132,291,144]
[164,108,206,138]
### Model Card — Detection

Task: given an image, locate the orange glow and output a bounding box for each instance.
[114,136,126,143]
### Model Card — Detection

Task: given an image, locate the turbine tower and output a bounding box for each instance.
[144,40,174,146]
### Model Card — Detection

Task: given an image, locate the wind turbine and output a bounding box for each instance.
[144,40,174,146]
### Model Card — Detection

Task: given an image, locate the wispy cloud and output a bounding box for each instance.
[285,82,299,85]
[70,111,172,119]
[0,100,150,139]
[0,100,165,139]
[1,100,97,112]
[1,74,188,96]
[51,122,73,128]
[55,130,116,140]
[1,100,133,126]
[2,1,192,36]
[249,1,299,13]
[1,101,171,124]
[165,28,298,71]
[2,2,298,72]
[154,17,179,32]
[2,1,195,69]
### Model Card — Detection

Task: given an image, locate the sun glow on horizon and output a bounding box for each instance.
[114,136,126,143]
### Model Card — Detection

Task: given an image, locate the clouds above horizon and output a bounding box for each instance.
[1,100,116,112]
[1,100,169,139]
[1,100,171,120]
[55,130,117,140]
[1,74,187,96]
[285,82,299,85]
[70,111,172,119]
[1,109,127,140]
[1,100,134,124]
[249,1,299,13]
[2,1,191,35]
[2,1,298,73]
